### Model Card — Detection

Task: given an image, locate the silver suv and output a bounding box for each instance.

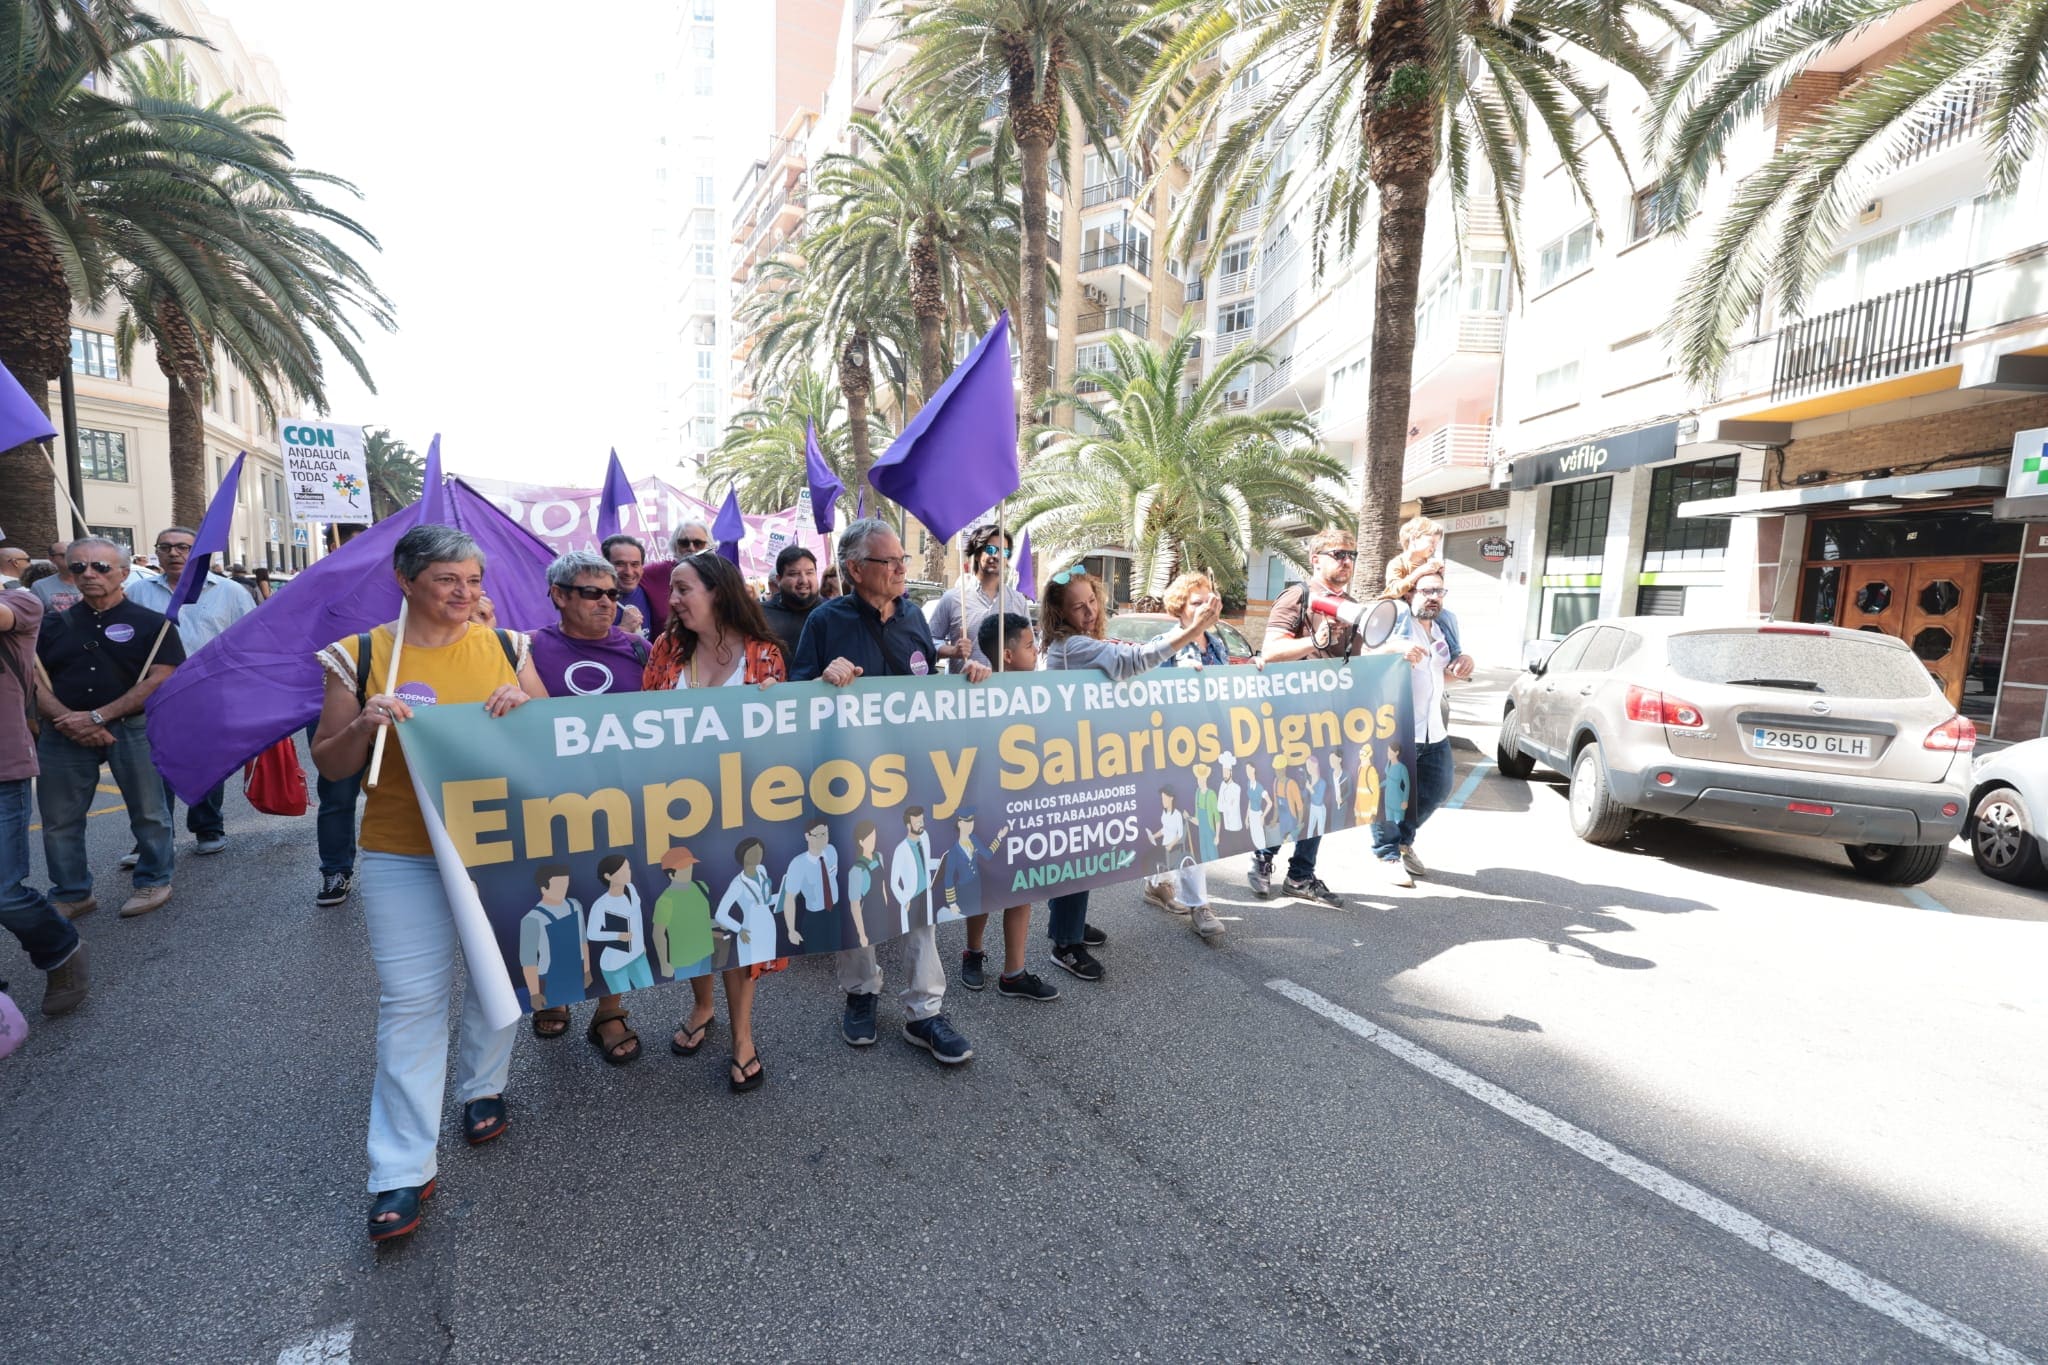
[1497,618,1974,885]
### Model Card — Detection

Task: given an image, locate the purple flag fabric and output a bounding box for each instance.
[145,454,556,803]
[169,452,245,622]
[1013,530,1036,601]
[595,448,635,541]
[868,311,1018,543]
[0,358,57,452]
[713,488,744,566]
[804,421,843,534]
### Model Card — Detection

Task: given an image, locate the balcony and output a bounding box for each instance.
[1252,355,1294,404]
[1082,174,1140,209]
[1235,201,1265,234]
[1181,276,1204,303]
[1218,263,1256,297]
[1078,306,1149,337]
[1222,387,1251,410]
[1772,268,1972,401]
[1079,242,1151,276]
[1413,309,1504,376]
[1215,327,1255,360]
[852,0,896,50]
[1258,290,1296,341]
[1895,77,1991,169]
[1403,423,1493,484]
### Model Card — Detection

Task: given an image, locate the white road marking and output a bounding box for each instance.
[276,1322,353,1364]
[1267,979,2036,1365]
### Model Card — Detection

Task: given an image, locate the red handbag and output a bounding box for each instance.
[243,735,309,816]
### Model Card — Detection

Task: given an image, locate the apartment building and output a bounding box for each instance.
[42,0,319,572]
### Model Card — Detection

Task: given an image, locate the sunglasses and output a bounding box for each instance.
[1321,550,1358,563]
[68,561,116,576]
[561,584,621,601]
[1050,566,1087,586]
[675,538,709,551]
[975,544,1011,559]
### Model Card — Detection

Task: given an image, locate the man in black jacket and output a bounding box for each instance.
[759,545,821,660]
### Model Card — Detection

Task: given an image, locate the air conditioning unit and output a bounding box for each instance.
[1082,284,1110,307]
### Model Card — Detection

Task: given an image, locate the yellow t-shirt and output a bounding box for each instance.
[317,623,527,856]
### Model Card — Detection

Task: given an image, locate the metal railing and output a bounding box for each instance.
[1082,174,1140,208]
[1771,268,1973,400]
[1895,78,1990,167]
[1214,327,1256,360]
[1258,290,1296,341]
[1252,355,1294,403]
[1402,423,1493,480]
[1079,242,1151,275]
[1218,263,1256,297]
[1078,306,1149,336]
[1236,201,1265,233]
[1181,276,1204,303]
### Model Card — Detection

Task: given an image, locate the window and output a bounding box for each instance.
[80,428,129,481]
[692,244,715,276]
[1577,626,1624,672]
[1327,356,1368,407]
[1462,249,1506,311]
[692,0,714,17]
[692,319,716,346]
[1537,222,1595,290]
[1544,475,1611,571]
[1415,263,1458,345]
[1567,88,1606,148]
[1972,188,2022,261]
[1219,238,1252,276]
[1629,183,1674,243]
[87,524,134,553]
[70,328,120,380]
[229,386,240,425]
[694,387,718,416]
[691,417,717,446]
[1643,456,1737,569]
[1532,357,1581,407]
[1217,300,1255,334]
[692,30,714,58]
[694,176,715,206]
[1637,585,1686,616]
[1075,342,1112,373]
[693,66,714,96]
[695,349,714,381]
[694,217,716,242]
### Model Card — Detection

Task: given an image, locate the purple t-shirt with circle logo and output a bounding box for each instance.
[529,624,647,697]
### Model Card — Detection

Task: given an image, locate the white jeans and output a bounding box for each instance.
[836,924,945,1021]
[359,852,518,1192]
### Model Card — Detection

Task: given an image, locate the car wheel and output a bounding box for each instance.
[1970,786,2046,885]
[1496,707,1536,780]
[1844,842,1946,886]
[1568,744,1630,845]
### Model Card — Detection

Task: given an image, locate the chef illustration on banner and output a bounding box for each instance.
[280,420,371,522]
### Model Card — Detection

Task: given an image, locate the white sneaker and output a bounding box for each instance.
[1400,845,1426,878]
[119,850,139,869]
[1142,879,1189,915]
[1379,858,1415,888]
[1189,903,1225,940]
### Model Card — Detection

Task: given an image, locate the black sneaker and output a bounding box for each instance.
[1285,875,1345,907]
[1052,944,1104,981]
[903,1013,973,1064]
[1247,857,1274,898]
[997,969,1060,1001]
[960,950,988,991]
[1082,922,1108,947]
[316,871,353,908]
[842,991,879,1046]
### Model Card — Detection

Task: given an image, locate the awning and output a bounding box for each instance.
[1678,464,2007,519]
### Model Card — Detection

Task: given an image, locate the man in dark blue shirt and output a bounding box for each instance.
[790,518,989,1066]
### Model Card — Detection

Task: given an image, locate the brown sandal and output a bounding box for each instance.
[586,1010,641,1065]
[531,1006,571,1039]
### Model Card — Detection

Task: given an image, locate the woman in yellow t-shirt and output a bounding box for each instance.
[311,525,546,1246]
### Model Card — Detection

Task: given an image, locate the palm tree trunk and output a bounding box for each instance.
[910,227,947,404]
[1357,0,1439,577]
[0,201,77,553]
[152,301,210,528]
[839,331,878,518]
[1009,38,1063,439]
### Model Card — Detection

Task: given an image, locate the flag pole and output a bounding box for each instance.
[364,596,409,791]
[995,501,1007,676]
[38,442,91,531]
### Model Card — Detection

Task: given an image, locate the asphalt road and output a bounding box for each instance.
[2,684,2041,1364]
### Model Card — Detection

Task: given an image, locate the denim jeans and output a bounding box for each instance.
[0,778,78,971]
[1257,835,1322,884]
[307,722,359,877]
[835,924,945,1021]
[1371,739,1457,861]
[38,717,173,901]
[159,774,226,840]
[1047,890,1088,948]
[358,851,518,1192]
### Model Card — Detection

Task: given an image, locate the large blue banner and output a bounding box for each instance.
[399,659,1413,1027]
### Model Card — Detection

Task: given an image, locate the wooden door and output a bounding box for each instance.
[1839,562,1909,638]
[1902,559,1978,707]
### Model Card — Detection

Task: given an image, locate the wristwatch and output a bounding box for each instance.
[88,709,105,725]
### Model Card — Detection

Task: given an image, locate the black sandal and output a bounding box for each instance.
[531,1006,571,1039]
[463,1096,509,1146]
[586,1010,642,1066]
[729,1051,764,1094]
[670,1012,716,1056]
[367,1177,436,1243]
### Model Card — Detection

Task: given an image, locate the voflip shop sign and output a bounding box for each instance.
[1511,421,1680,490]
[280,420,370,522]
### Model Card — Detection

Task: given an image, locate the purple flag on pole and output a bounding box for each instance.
[1013,530,1036,601]
[0,358,56,452]
[595,448,635,541]
[145,445,555,803]
[713,488,745,565]
[804,421,843,534]
[168,452,245,622]
[868,311,1018,543]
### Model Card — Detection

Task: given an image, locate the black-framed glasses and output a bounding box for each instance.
[155,541,194,555]
[675,537,709,551]
[1414,587,1447,598]
[861,555,913,570]
[68,560,116,576]
[561,584,621,601]
[1321,550,1358,563]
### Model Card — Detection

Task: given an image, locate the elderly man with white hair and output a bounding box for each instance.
[634,519,719,637]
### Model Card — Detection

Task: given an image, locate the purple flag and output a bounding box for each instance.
[868,311,1018,543]
[595,448,635,541]
[145,450,556,803]
[169,452,245,622]
[804,421,843,534]
[1014,530,1036,601]
[713,487,744,566]
[0,358,56,452]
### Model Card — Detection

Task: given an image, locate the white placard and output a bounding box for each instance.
[280,420,370,522]
[2008,426,2048,500]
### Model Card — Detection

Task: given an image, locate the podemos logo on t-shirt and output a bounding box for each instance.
[395,681,439,708]
[104,623,136,643]
[909,650,929,676]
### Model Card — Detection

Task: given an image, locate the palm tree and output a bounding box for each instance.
[1017,323,1350,605]
[1653,0,2043,385]
[1134,0,1669,572]
[897,0,1165,422]
[703,368,886,513]
[361,426,422,521]
[812,110,1020,405]
[108,49,390,527]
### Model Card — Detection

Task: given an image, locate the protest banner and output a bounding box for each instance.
[399,658,1414,1029]
[280,420,370,522]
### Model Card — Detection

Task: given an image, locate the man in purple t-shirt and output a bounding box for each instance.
[529,550,650,1061]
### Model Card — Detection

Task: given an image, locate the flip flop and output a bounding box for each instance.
[670,1014,716,1056]
[729,1052,764,1094]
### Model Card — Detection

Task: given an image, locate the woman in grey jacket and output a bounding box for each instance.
[1037,568,1222,980]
